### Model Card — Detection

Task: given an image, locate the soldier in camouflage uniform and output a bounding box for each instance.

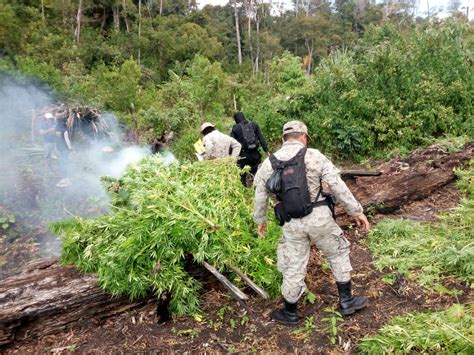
[201,122,241,160]
[253,120,370,326]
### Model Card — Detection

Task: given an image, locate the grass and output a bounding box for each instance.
[358,304,474,354]
[359,162,473,353]
[367,161,474,292]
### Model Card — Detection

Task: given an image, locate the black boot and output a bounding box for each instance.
[336,281,368,316]
[271,300,300,326]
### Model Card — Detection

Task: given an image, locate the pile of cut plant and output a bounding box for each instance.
[33,103,114,145]
[51,157,281,316]
[357,161,474,353]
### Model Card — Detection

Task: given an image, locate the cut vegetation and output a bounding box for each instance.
[367,162,474,292]
[51,157,282,316]
[358,304,474,354]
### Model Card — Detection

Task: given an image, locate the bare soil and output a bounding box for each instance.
[3,180,469,354]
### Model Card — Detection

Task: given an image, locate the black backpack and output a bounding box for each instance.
[239,121,258,150]
[266,148,334,225]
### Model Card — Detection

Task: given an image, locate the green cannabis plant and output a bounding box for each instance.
[367,161,474,292]
[358,304,473,354]
[51,156,281,316]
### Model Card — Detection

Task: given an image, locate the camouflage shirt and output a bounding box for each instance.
[253,141,363,224]
[203,130,242,160]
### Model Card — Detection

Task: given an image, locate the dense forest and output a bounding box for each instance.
[1,1,473,353]
[1,0,472,160]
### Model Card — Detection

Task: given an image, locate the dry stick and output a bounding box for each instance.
[230,265,269,300]
[202,262,264,325]
[202,262,248,301]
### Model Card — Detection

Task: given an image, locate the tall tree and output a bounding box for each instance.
[245,0,255,69]
[234,0,242,65]
[138,0,141,66]
[75,0,83,43]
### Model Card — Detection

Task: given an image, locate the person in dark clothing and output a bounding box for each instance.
[230,112,269,186]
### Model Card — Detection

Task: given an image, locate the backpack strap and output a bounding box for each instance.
[311,177,336,219]
[269,147,306,171]
[268,154,281,170]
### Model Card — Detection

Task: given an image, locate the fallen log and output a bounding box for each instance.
[340,141,474,218]
[1,142,472,348]
[0,257,148,347]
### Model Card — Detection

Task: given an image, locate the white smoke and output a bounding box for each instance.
[0,73,160,277]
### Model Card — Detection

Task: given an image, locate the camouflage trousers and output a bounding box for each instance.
[277,205,352,304]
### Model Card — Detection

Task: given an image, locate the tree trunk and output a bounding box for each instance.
[41,0,45,26]
[138,0,142,66]
[123,0,130,33]
[160,0,163,16]
[234,0,242,66]
[339,142,474,219]
[99,7,107,35]
[305,39,313,75]
[113,4,120,32]
[246,1,254,72]
[0,258,148,347]
[255,5,260,74]
[62,0,66,25]
[74,0,83,44]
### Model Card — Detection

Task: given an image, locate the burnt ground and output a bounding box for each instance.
[3,181,470,354]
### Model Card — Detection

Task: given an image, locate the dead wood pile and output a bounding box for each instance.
[32,104,114,144]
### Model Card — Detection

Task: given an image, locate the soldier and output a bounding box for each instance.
[230,112,269,186]
[253,120,370,326]
[200,122,241,160]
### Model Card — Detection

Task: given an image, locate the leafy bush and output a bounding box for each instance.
[367,162,474,292]
[51,157,281,316]
[358,304,474,354]
[244,22,473,160]
[14,56,65,93]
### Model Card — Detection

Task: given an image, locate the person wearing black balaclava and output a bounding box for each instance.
[231,112,269,186]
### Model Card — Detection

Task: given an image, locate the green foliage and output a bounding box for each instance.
[321,308,344,345]
[293,316,317,340]
[93,60,141,113]
[2,1,472,161]
[0,3,22,55]
[358,304,474,354]
[14,56,64,93]
[305,291,317,304]
[0,214,15,230]
[245,22,473,160]
[269,52,307,93]
[171,128,201,162]
[51,157,281,316]
[367,162,474,291]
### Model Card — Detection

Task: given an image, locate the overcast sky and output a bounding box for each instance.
[197,0,473,19]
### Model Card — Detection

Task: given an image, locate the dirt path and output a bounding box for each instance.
[4,182,469,354]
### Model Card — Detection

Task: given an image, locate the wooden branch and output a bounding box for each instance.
[202,262,249,301]
[230,265,269,300]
